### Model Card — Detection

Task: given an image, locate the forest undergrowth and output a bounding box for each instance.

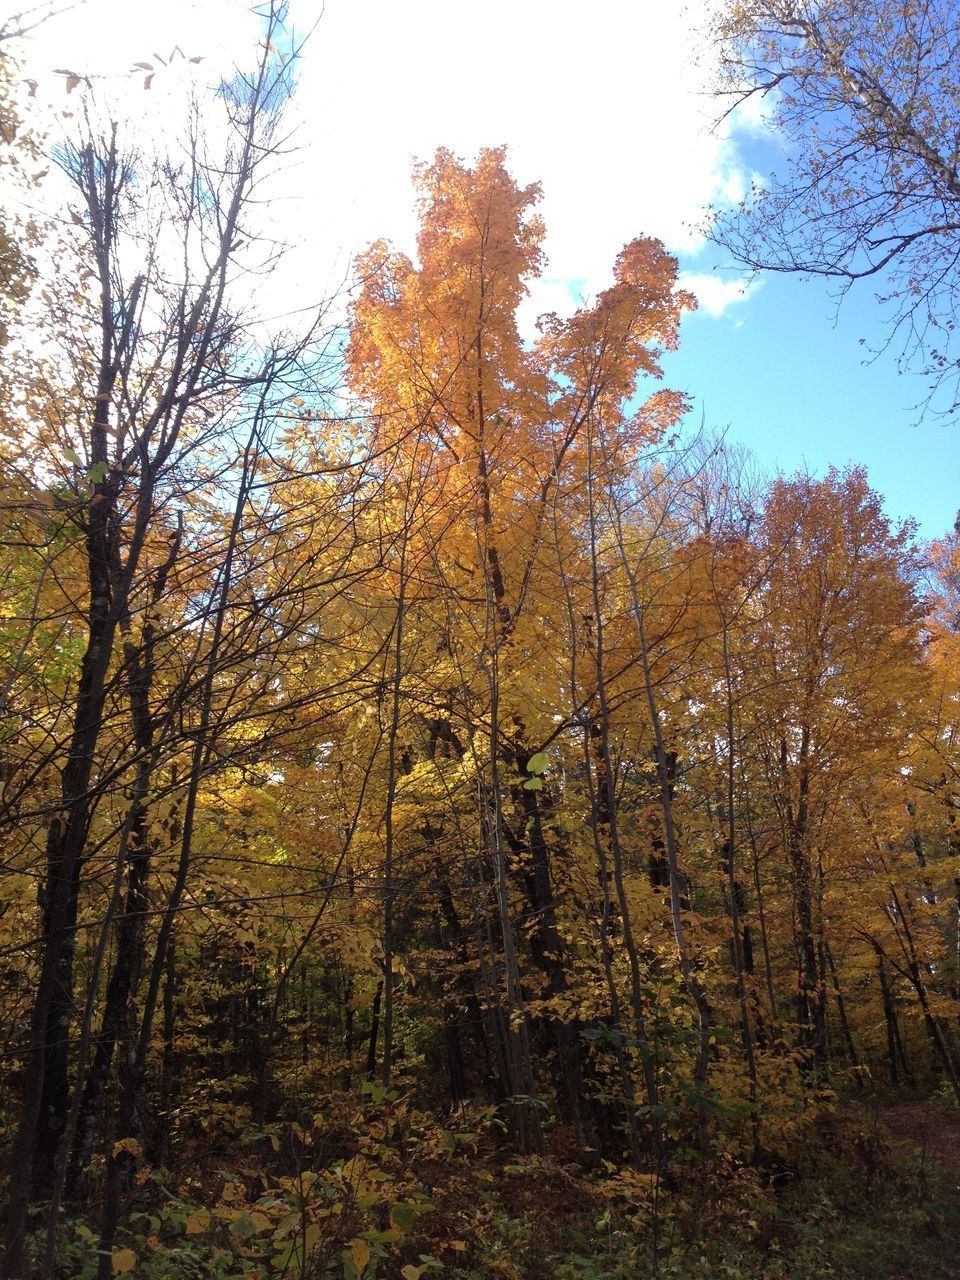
[43,1077,960,1280]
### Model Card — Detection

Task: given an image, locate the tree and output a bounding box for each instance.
[346,146,693,1152]
[710,0,960,413]
[0,43,39,348]
[6,33,960,1269]
[744,468,925,1065]
[0,8,339,1273]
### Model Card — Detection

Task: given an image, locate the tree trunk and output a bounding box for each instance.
[783,730,827,1070]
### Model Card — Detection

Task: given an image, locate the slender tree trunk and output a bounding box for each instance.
[612,502,712,1159]
[583,718,653,1166]
[716,626,758,1135]
[877,955,914,1089]
[472,327,540,1155]
[4,157,135,1264]
[575,459,659,1154]
[882,883,960,1100]
[157,935,177,1163]
[783,729,827,1069]
[366,981,383,1080]
[507,751,595,1149]
[67,527,181,1201]
[824,944,860,1085]
[434,852,501,1102]
[744,804,779,1023]
[380,543,408,1089]
[94,406,267,1278]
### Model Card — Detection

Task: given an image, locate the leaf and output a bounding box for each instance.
[526,751,549,774]
[229,1213,257,1239]
[111,1136,141,1158]
[273,1210,300,1239]
[391,1202,416,1233]
[88,462,109,485]
[400,1268,423,1280]
[64,447,82,466]
[522,776,543,791]
[185,1208,210,1234]
[133,61,154,71]
[347,1237,371,1274]
[65,75,81,93]
[112,1249,136,1275]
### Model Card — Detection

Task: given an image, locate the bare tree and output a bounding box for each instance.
[0,2,79,46]
[708,0,960,415]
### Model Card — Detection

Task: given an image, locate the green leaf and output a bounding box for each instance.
[635,1102,670,1124]
[390,1202,416,1233]
[64,447,82,466]
[522,776,543,791]
[229,1212,257,1239]
[526,751,549,775]
[360,1080,388,1105]
[87,461,108,484]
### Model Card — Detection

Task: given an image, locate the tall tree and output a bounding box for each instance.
[746,468,924,1064]
[346,146,692,1150]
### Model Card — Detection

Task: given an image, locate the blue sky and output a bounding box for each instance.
[664,263,960,542]
[659,104,960,546]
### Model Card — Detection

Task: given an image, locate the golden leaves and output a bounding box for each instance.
[185,1208,211,1235]
[111,1137,142,1159]
[347,1237,372,1274]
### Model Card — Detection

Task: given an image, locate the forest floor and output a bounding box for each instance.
[46,1092,960,1279]
[868,1098,960,1280]
[434,1094,960,1279]
[799,1095,960,1280]
[880,1098,960,1184]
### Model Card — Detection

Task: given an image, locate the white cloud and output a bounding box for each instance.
[280,0,756,308]
[679,272,761,318]
[13,0,762,327]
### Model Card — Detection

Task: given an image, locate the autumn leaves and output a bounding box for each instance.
[2,119,959,1279]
